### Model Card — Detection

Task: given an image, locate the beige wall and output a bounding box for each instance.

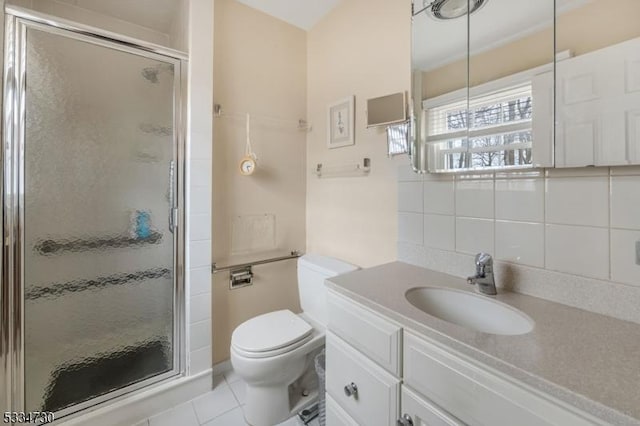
[212,0,307,363]
[423,0,640,98]
[306,0,412,269]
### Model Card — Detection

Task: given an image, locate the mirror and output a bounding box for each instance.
[411,0,468,173]
[411,0,554,172]
[555,0,640,167]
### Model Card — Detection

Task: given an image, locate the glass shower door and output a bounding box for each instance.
[6,17,183,414]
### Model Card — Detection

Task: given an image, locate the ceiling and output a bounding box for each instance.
[53,0,341,33]
[413,0,591,71]
[234,0,342,30]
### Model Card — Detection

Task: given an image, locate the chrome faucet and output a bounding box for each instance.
[467,253,497,295]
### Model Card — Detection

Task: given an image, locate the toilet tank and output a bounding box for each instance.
[297,254,359,326]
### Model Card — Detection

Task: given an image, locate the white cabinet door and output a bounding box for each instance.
[326,394,359,426]
[326,332,400,426]
[327,291,402,376]
[400,386,463,426]
[556,37,640,166]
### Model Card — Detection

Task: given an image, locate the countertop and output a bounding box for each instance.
[325,262,640,426]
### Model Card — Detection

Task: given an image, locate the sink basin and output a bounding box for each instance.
[405,287,534,335]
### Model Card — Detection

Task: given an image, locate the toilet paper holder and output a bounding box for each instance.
[230,266,253,289]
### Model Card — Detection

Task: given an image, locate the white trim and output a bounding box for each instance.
[56,370,214,426]
[212,359,233,376]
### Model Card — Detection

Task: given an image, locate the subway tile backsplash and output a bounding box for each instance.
[423,214,455,251]
[455,179,494,219]
[397,165,640,324]
[455,217,494,255]
[545,176,609,227]
[495,178,544,222]
[610,176,640,230]
[545,224,609,280]
[495,220,544,268]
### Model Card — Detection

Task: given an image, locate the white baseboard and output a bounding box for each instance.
[212,359,232,376]
[57,369,214,426]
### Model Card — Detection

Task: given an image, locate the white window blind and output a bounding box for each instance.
[425,84,534,171]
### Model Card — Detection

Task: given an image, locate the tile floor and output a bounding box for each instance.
[135,370,320,426]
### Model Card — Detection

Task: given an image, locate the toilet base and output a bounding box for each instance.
[244,384,290,426]
[237,346,323,426]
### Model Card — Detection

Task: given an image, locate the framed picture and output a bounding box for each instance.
[327,96,355,149]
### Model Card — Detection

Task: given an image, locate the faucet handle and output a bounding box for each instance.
[474,253,493,277]
[475,252,493,266]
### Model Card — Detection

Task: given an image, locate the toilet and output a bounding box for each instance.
[230,254,359,426]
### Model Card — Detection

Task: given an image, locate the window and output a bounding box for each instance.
[425,84,533,172]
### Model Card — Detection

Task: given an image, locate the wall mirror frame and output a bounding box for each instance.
[410,0,555,173]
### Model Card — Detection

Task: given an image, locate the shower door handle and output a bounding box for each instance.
[168,160,176,233]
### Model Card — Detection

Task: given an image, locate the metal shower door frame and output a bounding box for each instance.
[1,7,187,421]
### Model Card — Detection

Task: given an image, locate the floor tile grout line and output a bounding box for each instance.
[229,382,244,406]
[196,403,242,426]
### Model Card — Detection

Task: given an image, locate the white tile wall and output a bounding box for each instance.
[189,240,212,269]
[190,186,213,215]
[495,178,544,222]
[455,179,494,218]
[455,218,494,255]
[397,165,640,289]
[545,177,609,227]
[190,346,214,375]
[190,267,213,296]
[423,214,455,251]
[398,212,423,245]
[424,178,455,215]
[495,221,544,268]
[190,320,213,352]
[611,176,640,229]
[545,224,609,279]
[186,0,214,375]
[610,229,640,286]
[190,213,213,241]
[398,181,423,213]
[190,295,212,324]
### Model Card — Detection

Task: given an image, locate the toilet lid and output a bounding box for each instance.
[231,309,313,354]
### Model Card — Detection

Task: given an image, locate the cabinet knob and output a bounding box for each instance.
[343,382,358,398]
[397,413,414,426]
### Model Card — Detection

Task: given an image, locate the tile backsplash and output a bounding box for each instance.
[397,165,640,324]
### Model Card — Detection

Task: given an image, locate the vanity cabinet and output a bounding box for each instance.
[325,290,602,426]
[326,333,400,426]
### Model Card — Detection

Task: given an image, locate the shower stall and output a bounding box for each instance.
[1,7,186,420]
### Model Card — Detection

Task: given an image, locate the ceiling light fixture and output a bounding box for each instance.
[422,0,488,20]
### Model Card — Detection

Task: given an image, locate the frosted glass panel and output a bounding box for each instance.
[23,28,177,411]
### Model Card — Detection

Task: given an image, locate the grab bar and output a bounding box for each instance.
[212,250,302,273]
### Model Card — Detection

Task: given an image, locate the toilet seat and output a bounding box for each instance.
[231,309,313,359]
